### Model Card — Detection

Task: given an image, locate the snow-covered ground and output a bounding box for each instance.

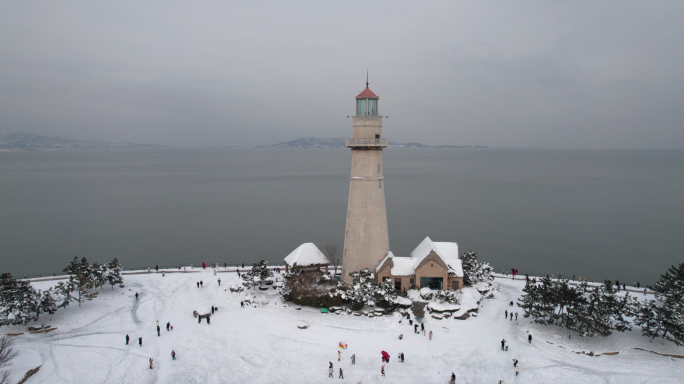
[3,270,683,384]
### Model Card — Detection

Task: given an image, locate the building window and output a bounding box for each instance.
[394,278,402,291]
[410,278,414,285]
[420,277,443,290]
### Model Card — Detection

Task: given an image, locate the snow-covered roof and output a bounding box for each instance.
[376,237,463,278]
[284,243,330,267]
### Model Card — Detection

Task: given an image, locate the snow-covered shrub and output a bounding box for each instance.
[434,289,460,304]
[419,287,434,301]
[280,264,343,308]
[461,251,494,286]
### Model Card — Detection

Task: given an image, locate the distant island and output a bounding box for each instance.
[255,137,487,149]
[0,132,168,150]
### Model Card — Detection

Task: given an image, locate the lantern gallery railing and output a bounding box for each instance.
[346,138,389,148]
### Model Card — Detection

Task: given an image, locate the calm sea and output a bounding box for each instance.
[1,148,682,285]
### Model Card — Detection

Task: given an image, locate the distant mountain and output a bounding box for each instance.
[0,132,168,150]
[256,137,486,149]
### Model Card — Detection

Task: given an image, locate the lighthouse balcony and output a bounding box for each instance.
[346,138,389,148]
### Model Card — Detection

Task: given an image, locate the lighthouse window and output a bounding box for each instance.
[356,99,367,115]
[368,99,378,115]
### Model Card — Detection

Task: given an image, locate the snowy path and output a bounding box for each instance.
[4,271,684,383]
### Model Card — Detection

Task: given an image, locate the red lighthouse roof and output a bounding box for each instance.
[356,86,379,99]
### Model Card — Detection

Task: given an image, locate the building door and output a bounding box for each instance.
[395,279,401,291]
[452,280,458,290]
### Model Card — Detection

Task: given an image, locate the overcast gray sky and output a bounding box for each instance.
[1,1,683,148]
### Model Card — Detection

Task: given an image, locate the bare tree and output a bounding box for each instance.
[324,244,339,277]
[0,336,18,384]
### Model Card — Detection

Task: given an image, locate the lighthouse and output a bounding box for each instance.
[341,76,390,283]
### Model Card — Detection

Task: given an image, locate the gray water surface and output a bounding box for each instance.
[1,148,682,285]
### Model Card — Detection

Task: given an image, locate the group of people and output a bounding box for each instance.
[504,309,518,321]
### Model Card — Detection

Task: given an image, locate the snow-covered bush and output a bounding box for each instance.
[434,289,460,304]
[419,287,434,301]
[461,251,494,286]
[280,264,343,308]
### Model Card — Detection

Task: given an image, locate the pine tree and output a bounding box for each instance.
[517,280,540,319]
[106,258,123,290]
[241,260,273,291]
[374,278,398,309]
[634,263,684,346]
[460,251,493,286]
[346,269,377,310]
[91,262,105,290]
[0,273,39,326]
[60,257,99,307]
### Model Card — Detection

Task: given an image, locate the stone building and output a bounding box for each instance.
[375,237,464,291]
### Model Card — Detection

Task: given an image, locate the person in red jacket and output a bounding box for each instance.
[202,262,206,269]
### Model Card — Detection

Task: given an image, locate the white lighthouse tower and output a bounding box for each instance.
[341,76,390,283]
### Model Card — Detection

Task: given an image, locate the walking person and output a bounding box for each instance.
[429,330,433,340]
[200,280,203,287]
[166,322,170,331]
[381,363,385,377]
[505,340,509,351]
[513,359,518,367]
[528,334,532,344]
[241,301,244,308]
[197,282,199,288]
[214,269,217,276]
[139,337,142,347]
[202,262,206,269]
[351,354,355,364]
[450,373,456,384]
[339,368,343,379]
[218,278,221,286]
[338,350,341,361]
[501,339,505,350]
[149,358,153,369]
[515,365,520,376]
[515,312,518,321]
[126,334,129,345]
[155,265,158,272]
[421,322,424,332]
[212,306,215,314]
[157,325,160,336]
[414,324,419,334]
[171,350,176,360]
[135,292,139,300]
[505,309,508,319]
[329,362,333,378]
[510,313,513,321]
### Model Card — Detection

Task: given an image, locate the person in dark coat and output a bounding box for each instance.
[218,278,221,286]
[513,359,518,367]
[421,322,424,332]
[241,301,244,308]
[197,282,199,288]
[135,292,138,300]
[139,337,142,347]
[157,325,160,336]
[207,316,210,324]
[501,339,505,350]
[200,281,203,287]
[339,368,343,379]
[126,334,129,345]
[505,309,508,319]
[414,324,419,334]
[409,319,413,325]
[166,322,170,331]
[211,306,215,314]
[528,334,532,344]
[329,362,333,378]
[155,265,158,272]
[351,354,355,364]
[172,350,176,360]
